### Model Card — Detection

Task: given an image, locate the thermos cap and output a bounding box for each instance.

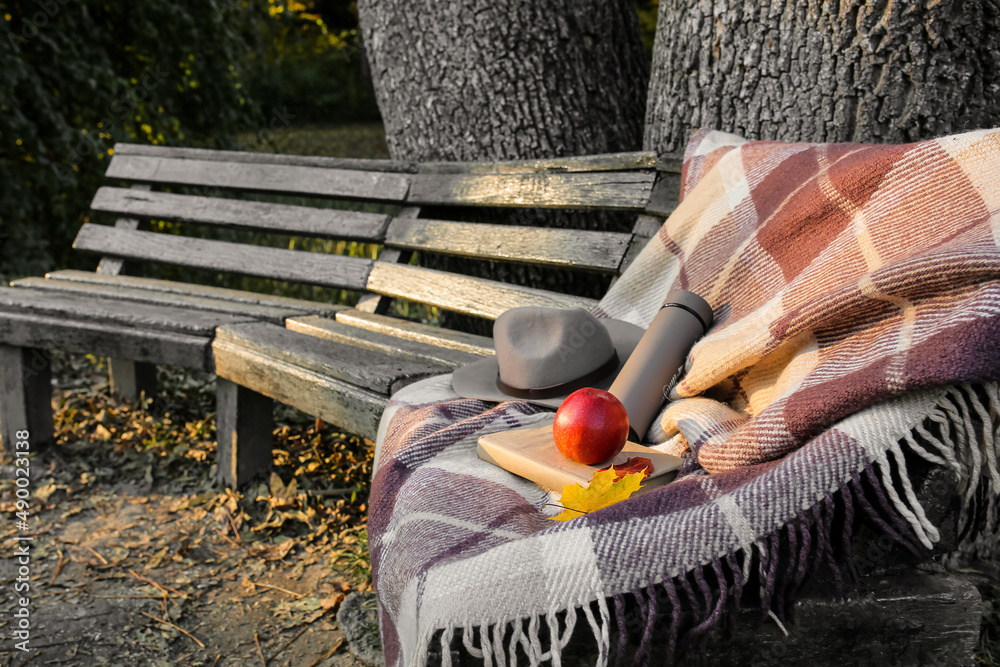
[662,290,714,334]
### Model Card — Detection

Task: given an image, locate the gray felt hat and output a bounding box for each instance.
[451,306,644,409]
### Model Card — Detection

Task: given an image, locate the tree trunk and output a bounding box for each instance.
[359,0,650,333]
[644,0,1000,564]
[359,0,648,162]
[645,0,1000,154]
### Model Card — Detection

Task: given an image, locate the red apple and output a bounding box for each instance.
[553,387,630,465]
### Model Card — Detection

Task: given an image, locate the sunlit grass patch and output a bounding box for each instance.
[243,123,391,159]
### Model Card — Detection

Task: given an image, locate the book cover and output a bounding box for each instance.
[477,421,682,493]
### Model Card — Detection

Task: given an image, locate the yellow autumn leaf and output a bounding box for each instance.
[548,466,645,522]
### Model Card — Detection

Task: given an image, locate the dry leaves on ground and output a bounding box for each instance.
[0,351,376,666]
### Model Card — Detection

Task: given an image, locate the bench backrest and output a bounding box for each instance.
[77,143,682,323]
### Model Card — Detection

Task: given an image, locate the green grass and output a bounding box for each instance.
[242,122,392,159]
[334,526,372,586]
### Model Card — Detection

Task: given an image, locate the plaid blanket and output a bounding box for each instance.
[370,129,1000,666]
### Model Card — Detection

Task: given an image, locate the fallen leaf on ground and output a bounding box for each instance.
[273,597,323,614]
[147,546,170,569]
[272,596,328,629]
[264,539,296,562]
[320,593,345,610]
[35,481,70,503]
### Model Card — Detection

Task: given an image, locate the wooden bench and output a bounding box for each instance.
[0,143,983,663]
[0,143,682,487]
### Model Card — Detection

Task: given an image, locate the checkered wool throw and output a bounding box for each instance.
[370,129,1000,666]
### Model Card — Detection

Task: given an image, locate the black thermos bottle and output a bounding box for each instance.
[608,290,713,442]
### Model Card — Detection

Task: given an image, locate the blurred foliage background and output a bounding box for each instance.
[0,0,659,287]
[0,0,380,283]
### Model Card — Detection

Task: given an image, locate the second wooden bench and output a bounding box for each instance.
[0,143,682,486]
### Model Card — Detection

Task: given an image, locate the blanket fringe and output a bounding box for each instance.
[428,381,1000,666]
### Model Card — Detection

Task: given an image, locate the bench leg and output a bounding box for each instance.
[216,379,274,487]
[0,345,54,452]
[109,359,158,407]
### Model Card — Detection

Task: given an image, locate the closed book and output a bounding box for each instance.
[477,421,682,493]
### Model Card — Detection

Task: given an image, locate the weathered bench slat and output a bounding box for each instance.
[644,172,684,217]
[45,270,344,314]
[11,277,311,325]
[0,312,212,369]
[383,218,631,271]
[92,183,157,403]
[365,263,598,319]
[654,155,684,174]
[416,152,658,174]
[215,322,453,395]
[617,214,666,276]
[111,144,680,176]
[405,172,656,210]
[96,184,151,276]
[3,143,687,482]
[334,311,494,357]
[213,337,388,442]
[0,287,254,336]
[73,225,373,290]
[286,315,482,368]
[112,143,416,173]
[91,187,392,240]
[105,154,411,201]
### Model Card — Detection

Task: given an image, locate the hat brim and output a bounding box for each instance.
[451,319,645,409]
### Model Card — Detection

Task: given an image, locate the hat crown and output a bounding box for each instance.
[494,307,616,390]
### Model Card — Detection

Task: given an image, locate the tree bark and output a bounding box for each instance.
[359,0,650,333]
[359,0,648,163]
[645,0,1000,154]
[644,0,1000,564]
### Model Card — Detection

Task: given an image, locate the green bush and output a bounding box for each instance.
[0,0,379,284]
[0,0,260,282]
[635,0,659,59]
[246,5,378,125]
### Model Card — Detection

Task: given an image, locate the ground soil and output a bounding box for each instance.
[0,353,378,667]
